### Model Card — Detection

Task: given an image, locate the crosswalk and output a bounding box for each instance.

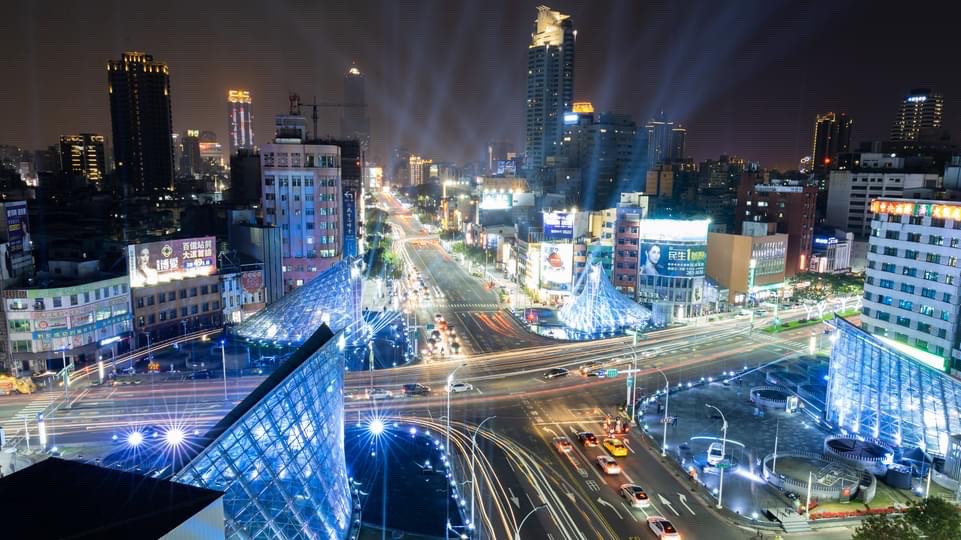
[7,394,60,433]
[445,303,501,310]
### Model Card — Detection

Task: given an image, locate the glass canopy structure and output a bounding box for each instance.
[826,317,961,457]
[173,325,352,539]
[235,260,362,345]
[558,258,651,333]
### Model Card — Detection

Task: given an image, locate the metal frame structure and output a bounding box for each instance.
[174,325,351,539]
[826,318,961,457]
[558,258,651,333]
[235,260,363,345]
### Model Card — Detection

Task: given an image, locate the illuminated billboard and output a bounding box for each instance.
[870,199,961,220]
[127,237,217,288]
[638,219,710,243]
[5,201,29,256]
[543,211,575,241]
[540,243,574,291]
[640,243,707,277]
[480,190,513,210]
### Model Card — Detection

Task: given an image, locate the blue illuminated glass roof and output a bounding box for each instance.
[559,258,651,333]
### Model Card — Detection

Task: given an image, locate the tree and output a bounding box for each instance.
[905,496,961,540]
[852,514,918,540]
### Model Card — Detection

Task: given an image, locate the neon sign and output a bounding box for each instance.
[870,199,961,221]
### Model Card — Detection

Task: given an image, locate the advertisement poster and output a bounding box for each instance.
[543,211,575,242]
[5,201,29,256]
[241,271,264,294]
[540,243,574,291]
[480,191,513,210]
[639,243,707,277]
[343,189,357,258]
[127,236,217,288]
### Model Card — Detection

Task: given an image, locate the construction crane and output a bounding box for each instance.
[288,93,364,140]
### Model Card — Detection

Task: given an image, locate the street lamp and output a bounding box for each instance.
[514,504,547,540]
[446,363,467,538]
[656,368,670,457]
[220,340,228,401]
[705,403,728,510]
[470,416,495,530]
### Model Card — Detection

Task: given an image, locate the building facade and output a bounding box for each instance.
[706,230,787,305]
[59,134,106,183]
[108,51,175,192]
[809,229,853,274]
[261,117,343,292]
[862,198,961,372]
[890,88,944,143]
[2,275,131,375]
[227,90,254,156]
[736,178,816,276]
[811,112,852,175]
[525,5,574,168]
[634,219,709,324]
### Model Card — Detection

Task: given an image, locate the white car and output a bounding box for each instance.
[365,387,392,400]
[647,516,680,539]
[447,382,473,393]
[619,484,651,508]
[596,455,621,475]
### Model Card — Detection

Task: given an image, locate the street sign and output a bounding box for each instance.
[606,369,619,378]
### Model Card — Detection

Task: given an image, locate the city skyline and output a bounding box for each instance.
[3,0,961,168]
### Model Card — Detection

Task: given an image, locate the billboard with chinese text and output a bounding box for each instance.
[543,211,575,242]
[5,201,29,256]
[539,243,574,291]
[127,237,217,288]
[639,243,707,277]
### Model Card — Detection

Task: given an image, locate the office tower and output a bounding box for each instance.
[227,90,254,156]
[229,149,262,208]
[525,5,575,168]
[198,131,224,168]
[107,51,175,192]
[409,155,425,185]
[59,134,106,183]
[811,112,853,174]
[559,105,638,210]
[180,130,202,176]
[261,111,343,292]
[643,113,684,169]
[736,176,817,277]
[862,198,961,371]
[340,64,370,153]
[891,88,944,142]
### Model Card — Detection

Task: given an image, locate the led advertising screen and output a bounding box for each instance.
[5,201,29,256]
[540,243,574,291]
[639,243,707,277]
[480,190,513,210]
[342,189,357,258]
[127,236,217,288]
[543,211,575,242]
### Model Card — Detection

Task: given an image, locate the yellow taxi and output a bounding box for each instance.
[603,438,628,457]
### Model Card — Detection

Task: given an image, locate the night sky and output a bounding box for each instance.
[4,0,961,169]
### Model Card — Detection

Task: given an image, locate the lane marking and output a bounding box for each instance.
[621,502,639,522]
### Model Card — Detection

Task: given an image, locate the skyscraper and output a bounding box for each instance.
[643,113,685,169]
[261,104,343,292]
[891,88,944,142]
[59,134,106,183]
[811,112,853,173]
[180,129,201,177]
[227,90,254,156]
[340,64,370,153]
[525,5,574,169]
[107,51,175,192]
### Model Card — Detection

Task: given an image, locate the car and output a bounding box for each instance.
[365,387,392,400]
[552,436,573,453]
[596,455,621,475]
[754,309,767,316]
[446,382,473,393]
[586,369,607,378]
[735,310,751,319]
[707,442,724,465]
[619,484,651,508]
[187,370,212,380]
[579,361,601,375]
[543,367,570,379]
[577,431,598,447]
[403,383,431,396]
[603,438,628,457]
[647,516,680,539]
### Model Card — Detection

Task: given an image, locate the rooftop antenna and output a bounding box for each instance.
[311,96,319,141]
[288,93,301,115]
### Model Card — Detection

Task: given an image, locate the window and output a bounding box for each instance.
[191,305,199,315]
[944,293,952,303]
[929,235,944,246]
[903,267,917,277]
[11,340,32,353]
[917,322,931,334]
[907,233,922,242]
[949,257,958,267]
[213,301,220,310]
[159,311,167,321]
[181,307,188,317]
[905,250,919,260]
[190,288,198,297]
[896,316,911,327]
[52,297,62,308]
[8,320,30,332]
[885,230,900,240]
[898,299,913,311]
[147,314,155,325]
[921,288,937,299]
[939,328,948,338]
[924,270,940,282]
[146,296,154,306]
[878,295,893,305]
[159,293,165,304]
[879,279,894,289]
[947,276,955,285]
[882,262,897,273]
[211,284,218,293]
[901,283,915,294]
[876,311,891,322]
[920,305,934,317]
[70,294,78,306]
[202,302,209,312]
[201,285,209,295]
[883,247,898,256]
[180,289,187,299]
